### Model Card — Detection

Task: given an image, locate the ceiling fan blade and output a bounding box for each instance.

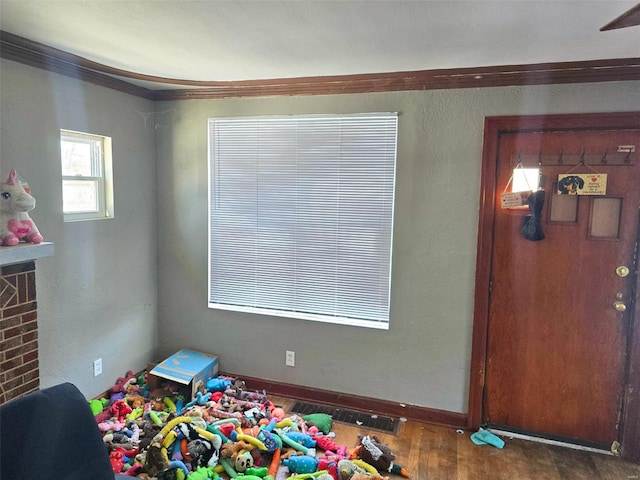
[600,3,640,31]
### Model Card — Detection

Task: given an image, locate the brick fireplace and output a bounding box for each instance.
[0,261,38,404]
[0,243,53,405]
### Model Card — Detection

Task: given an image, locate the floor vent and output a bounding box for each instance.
[291,401,399,434]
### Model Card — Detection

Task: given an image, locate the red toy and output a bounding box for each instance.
[308,426,347,457]
[109,449,125,473]
[317,457,339,480]
[112,370,137,393]
[111,399,133,422]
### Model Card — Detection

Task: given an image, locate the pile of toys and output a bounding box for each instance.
[90,370,410,480]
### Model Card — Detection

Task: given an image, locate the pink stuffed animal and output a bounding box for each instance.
[0,169,43,246]
[98,419,126,432]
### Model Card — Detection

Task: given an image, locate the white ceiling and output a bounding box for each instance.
[1,0,639,87]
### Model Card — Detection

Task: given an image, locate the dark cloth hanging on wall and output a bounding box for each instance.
[521,190,545,241]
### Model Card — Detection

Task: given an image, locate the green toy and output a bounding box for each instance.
[188,466,219,480]
[302,413,332,434]
[245,467,268,477]
[88,399,104,416]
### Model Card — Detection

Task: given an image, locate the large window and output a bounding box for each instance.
[208,113,398,330]
[60,129,114,222]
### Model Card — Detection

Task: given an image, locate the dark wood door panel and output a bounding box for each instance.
[484,128,640,446]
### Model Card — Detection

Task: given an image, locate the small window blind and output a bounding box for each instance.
[208,113,397,330]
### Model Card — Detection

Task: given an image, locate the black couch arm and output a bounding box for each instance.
[1,382,128,480]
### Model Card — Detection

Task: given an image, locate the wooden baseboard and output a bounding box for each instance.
[230,372,467,429]
[95,368,467,429]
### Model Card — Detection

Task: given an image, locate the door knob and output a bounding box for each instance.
[614,301,627,312]
[616,266,630,277]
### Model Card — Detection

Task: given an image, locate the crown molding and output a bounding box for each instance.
[0,31,156,99]
[2,30,639,101]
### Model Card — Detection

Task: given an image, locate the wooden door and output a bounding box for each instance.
[482,124,640,448]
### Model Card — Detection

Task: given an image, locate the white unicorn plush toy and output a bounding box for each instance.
[0,169,43,246]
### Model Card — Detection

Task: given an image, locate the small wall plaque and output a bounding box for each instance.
[557,173,607,195]
[501,191,531,209]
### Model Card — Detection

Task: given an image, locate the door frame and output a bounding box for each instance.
[467,112,640,462]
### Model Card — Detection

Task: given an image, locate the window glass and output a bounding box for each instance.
[60,130,113,221]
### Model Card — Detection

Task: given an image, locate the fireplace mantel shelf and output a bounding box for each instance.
[0,242,54,266]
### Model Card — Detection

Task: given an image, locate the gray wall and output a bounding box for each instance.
[3,55,638,412]
[155,82,640,414]
[0,59,158,399]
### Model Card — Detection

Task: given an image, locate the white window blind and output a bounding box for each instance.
[208,113,397,330]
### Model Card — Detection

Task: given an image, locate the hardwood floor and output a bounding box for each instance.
[270,396,640,480]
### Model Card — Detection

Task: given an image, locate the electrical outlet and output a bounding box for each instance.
[93,358,103,377]
[285,350,295,367]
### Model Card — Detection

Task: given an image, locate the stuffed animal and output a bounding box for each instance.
[234,450,254,472]
[184,405,214,423]
[150,397,168,411]
[337,459,369,480]
[355,435,409,477]
[0,169,43,246]
[157,467,187,480]
[111,399,133,422]
[285,431,316,448]
[109,449,126,473]
[220,440,255,460]
[102,432,136,452]
[282,455,319,474]
[216,395,243,413]
[126,394,146,409]
[138,421,163,451]
[98,419,126,432]
[311,430,346,457]
[145,441,170,477]
[206,377,233,393]
[317,457,339,480]
[125,381,141,395]
[187,466,218,480]
[112,370,136,393]
[177,422,222,469]
[88,399,105,416]
[109,392,125,405]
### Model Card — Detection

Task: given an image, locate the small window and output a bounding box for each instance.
[60,130,114,221]
[512,168,540,192]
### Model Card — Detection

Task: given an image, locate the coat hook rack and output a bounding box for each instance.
[511,148,635,167]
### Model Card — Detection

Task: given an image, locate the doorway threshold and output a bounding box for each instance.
[487,428,615,456]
